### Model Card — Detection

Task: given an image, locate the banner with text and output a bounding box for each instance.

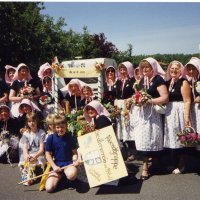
[78,125,128,188]
[56,60,99,78]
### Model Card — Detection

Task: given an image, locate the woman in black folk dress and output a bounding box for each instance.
[183,57,200,134]
[164,60,192,174]
[9,63,40,118]
[131,57,168,180]
[4,65,16,88]
[79,85,97,109]
[38,76,65,117]
[37,62,53,92]
[84,100,112,130]
[114,61,136,162]
[102,65,118,106]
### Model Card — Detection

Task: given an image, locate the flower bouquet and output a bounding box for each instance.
[103,102,121,120]
[195,81,200,94]
[66,110,95,137]
[39,94,52,106]
[177,126,200,147]
[19,83,34,98]
[127,89,151,108]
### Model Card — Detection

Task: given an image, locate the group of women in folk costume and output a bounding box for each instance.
[1,57,200,184]
[102,57,200,180]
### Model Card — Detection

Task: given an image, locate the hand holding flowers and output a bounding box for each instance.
[39,94,52,106]
[19,82,34,98]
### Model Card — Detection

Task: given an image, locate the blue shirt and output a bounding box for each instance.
[45,132,77,163]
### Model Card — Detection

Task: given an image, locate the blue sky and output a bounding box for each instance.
[41,2,200,55]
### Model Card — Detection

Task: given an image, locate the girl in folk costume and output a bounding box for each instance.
[18,112,46,170]
[164,60,192,174]
[18,98,42,134]
[114,61,136,161]
[79,85,98,109]
[0,105,20,163]
[132,57,168,180]
[84,100,112,130]
[183,57,200,134]
[4,65,16,107]
[4,65,16,88]
[62,79,84,114]
[38,76,65,118]
[102,66,118,105]
[9,63,40,118]
[37,62,53,92]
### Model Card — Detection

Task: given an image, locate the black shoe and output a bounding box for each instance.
[140,175,149,180]
[67,180,76,190]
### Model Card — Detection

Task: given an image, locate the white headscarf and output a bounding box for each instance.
[139,57,166,79]
[12,63,32,82]
[18,98,40,115]
[38,62,52,79]
[60,78,86,97]
[105,66,117,91]
[139,57,166,89]
[166,60,184,92]
[183,57,200,81]
[4,65,16,85]
[118,61,134,79]
[84,100,110,123]
[42,75,52,92]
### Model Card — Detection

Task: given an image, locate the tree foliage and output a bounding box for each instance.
[0,2,199,78]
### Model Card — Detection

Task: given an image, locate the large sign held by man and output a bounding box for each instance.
[78,125,128,188]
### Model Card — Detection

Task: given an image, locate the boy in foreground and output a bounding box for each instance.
[45,115,79,193]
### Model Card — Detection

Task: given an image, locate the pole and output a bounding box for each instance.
[97,72,102,101]
[52,70,59,115]
[18,163,78,185]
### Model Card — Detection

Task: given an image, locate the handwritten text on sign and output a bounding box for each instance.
[78,125,128,188]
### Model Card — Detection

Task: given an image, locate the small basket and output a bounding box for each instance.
[177,126,199,147]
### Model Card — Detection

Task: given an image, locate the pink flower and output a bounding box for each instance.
[186,134,192,141]
[197,134,200,142]
[190,132,197,140]
[135,91,141,103]
[180,135,186,143]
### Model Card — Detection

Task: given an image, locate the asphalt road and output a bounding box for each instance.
[0,153,200,200]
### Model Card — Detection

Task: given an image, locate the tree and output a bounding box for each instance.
[0,2,70,76]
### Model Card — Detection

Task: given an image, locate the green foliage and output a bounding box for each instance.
[66,110,84,136]
[0,2,199,79]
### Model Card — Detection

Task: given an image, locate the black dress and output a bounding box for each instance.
[115,77,136,99]
[0,80,9,99]
[102,82,118,105]
[94,115,112,130]
[65,93,81,111]
[10,79,39,97]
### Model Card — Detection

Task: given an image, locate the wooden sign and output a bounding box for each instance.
[78,125,128,188]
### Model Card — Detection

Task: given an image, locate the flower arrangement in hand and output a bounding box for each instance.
[103,102,121,120]
[19,82,34,98]
[39,93,52,106]
[195,81,200,95]
[127,82,151,108]
[95,62,105,73]
[66,110,95,137]
[177,126,200,147]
